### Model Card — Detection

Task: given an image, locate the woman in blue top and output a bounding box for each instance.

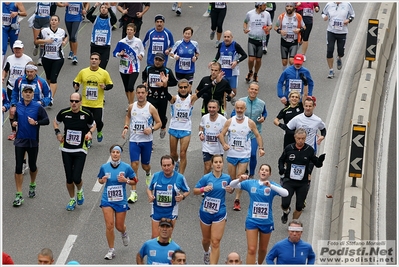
[147,155,190,238]
[97,144,137,260]
[194,155,234,265]
[170,26,200,94]
[230,164,288,264]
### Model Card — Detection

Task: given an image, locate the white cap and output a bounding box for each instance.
[13,40,24,49]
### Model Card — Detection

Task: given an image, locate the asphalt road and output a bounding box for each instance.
[2,2,366,265]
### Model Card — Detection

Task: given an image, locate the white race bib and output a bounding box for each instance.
[290,164,306,180]
[65,129,82,146]
[107,185,124,202]
[86,86,98,100]
[251,201,269,219]
[156,190,172,207]
[178,57,191,71]
[203,196,221,214]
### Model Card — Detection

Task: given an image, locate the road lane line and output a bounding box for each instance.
[55,234,77,265]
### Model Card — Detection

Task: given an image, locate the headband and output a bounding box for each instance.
[25,64,38,71]
[288,226,303,231]
[112,146,122,152]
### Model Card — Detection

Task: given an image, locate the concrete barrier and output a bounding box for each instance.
[310,2,396,264]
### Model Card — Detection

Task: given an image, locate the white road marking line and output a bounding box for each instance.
[55,234,77,265]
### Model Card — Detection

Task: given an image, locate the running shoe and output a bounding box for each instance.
[203,249,210,265]
[128,191,138,203]
[302,199,307,211]
[104,249,115,260]
[336,57,342,70]
[253,73,258,82]
[37,58,42,66]
[22,163,29,175]
[176,7,181,15]
[210,31,215,40]
[121,232,130,246]
[13,193,24,207]
[245,71,253,83]
[77,190,84,205]
[86,140,92,149]
[303,55,307,62]
[7,131,16,141]
[145,172,152,186]
[230,97,237,106]
[262,46,267,55]
[327,70,335,79]
[281,207,291,224]
[48,100,53,107]
[233,199,241,211]
[66,199,77,211]
[68,51,74,59]
[28,183,36,198]
[172,2,177,11]
[97,131,103,142]
[160,128,166,139]
[33,45,38,56]
[215,40,220,48]
[72,56,78,65]
[174,160,180,172]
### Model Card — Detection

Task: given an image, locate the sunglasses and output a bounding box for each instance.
[179,86,188,89]
[70,100,80,103]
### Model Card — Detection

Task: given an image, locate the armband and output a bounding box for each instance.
[300,27,305,34]
[55,129,61,135]
[195,56,198,60]
[212,59,217,62]
[198,131,203,136]
[348,17,354,23]
[277,28,281,34]
[200,187,205,193]
[124,125,129,130]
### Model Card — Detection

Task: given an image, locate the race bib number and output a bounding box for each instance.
[133,123,145,134]
[205,134,218,144]
[156,190,172,207]
[220,55,232,69]
[302,8,314,17]
[178,57,191,71]
[232,138,244,151]
[86,86,98,100]
[252,201,269,219]
[107,185,123,202]
[120,58,129,70]
[288,79,302,93]
[176,110,189,122]
[68,4,80,15]
[148,73,161,87]
[45,44,57,56]
[152,42,164,54]
[285,31,295,42]
[290,164,306,180]
[203,196,221,214]
[332,19,344,30]
[2,14,11,26]
[95,34,107,46]
[65,130,82,146]
[215,2,226,8]
[38,6,50,17]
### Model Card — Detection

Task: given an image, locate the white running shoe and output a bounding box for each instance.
[122,232,130,246]
[104,249,115,260]
[172,2,177,11]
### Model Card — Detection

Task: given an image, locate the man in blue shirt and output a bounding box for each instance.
[266,219,315,264]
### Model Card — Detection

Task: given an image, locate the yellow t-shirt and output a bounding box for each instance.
[73,67,113,108]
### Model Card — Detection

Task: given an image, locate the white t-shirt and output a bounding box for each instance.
[200,113,227,155]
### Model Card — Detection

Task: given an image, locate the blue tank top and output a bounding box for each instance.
[91,16,112,46]
[65,2,83,22]
[219,41,238,77]
[2,3,18,26]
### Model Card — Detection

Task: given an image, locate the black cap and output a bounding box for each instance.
[154,52,165,61]
[159,219,173,227]
[22,86,33,92]
[154,14,165,22]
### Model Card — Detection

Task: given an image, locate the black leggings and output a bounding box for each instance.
[90,44,110,70]
[65,20,81,42]
[120,72,139,93]
[84,106,104,132]
[42,57,64,83]
[15,146,38,174]
[281,179,309,212]
[326,31,346,58]
[147,96,168,129]
[210,7,227,33]
[62,151,87,184]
